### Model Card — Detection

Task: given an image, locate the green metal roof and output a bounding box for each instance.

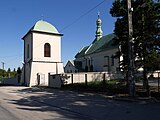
[75,33,118,58]
[32,20,59,34]
[75,46,89,58]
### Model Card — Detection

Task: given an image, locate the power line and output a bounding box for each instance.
[60,0,107,32]
[0,54,22,59]
[2,0,107,69]
[21,0,108,57]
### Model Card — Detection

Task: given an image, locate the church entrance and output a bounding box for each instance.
[36,73,45,86]
[37,73,40,85]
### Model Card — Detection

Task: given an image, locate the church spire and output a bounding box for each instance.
[95,12,103,41]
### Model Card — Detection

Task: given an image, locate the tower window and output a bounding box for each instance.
[44,43,51,57]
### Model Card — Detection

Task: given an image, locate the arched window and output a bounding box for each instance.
[44,43,51,57]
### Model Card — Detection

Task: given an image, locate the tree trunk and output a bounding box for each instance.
[143,59,150,97]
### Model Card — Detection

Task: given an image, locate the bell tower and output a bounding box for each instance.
[22,20,64,87]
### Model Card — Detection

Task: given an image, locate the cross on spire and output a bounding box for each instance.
[98,11,100,18]
[41,14,44,21]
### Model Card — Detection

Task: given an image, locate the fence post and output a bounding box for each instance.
[85,74,87,86]
[48,73,50,86]
[158,72,160,93]
[103,73,106,85]
[71,74,73,85]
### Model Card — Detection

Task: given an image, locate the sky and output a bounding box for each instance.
[0,0,116,71]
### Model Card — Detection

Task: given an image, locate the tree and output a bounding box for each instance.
[7,68,11,78]
[17,67,22,84]
[110,0,160,95]
[12,68,17,78]
[17,67,22,74]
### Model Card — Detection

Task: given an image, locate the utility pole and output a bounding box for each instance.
[1,62,5,79]
[127,0,135,97]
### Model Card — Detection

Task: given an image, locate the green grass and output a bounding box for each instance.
[61,79,160,98]
[62,80,128,95]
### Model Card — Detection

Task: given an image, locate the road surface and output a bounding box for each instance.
[0,86,160,120]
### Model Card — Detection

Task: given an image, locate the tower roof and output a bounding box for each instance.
[22,20,63,39]
[31,20,60,34]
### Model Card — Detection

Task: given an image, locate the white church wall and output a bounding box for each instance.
[22,20,64,87]
[64,61,78,73]
[25,63,31,86]
[24,33,32,62]
[62,72,125,84]
[75,48,119,72]
[29,62,64,87]
[32,33,61,62]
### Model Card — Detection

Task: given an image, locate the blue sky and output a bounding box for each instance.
[0,0,116,70]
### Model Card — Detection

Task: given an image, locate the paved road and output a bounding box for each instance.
[0,86,88,120]
[0,105,20,120]
[0,86,160,120]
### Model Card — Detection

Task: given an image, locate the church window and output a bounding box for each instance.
[44,43,51,57]
[111,55,114,66]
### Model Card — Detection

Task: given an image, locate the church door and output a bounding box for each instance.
[37,73,40,85]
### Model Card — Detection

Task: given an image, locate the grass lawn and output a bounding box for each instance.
[62,80,128,95]
[62,79,160,98]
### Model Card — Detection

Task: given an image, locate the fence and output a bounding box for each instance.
[1,78,18,85]
[50,72,125,86]
[48,71,160,92]
[48,72,124,88]
[135,71,160,93]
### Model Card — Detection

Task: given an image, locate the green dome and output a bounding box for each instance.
[32,20,59,34]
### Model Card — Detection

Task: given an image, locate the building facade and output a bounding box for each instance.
[22,20,64,87]
[65,14,120,73]
[64,60,78,73]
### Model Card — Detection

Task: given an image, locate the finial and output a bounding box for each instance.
[96,11,103,41]
[98,11,100,18]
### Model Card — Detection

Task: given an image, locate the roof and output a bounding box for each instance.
[75,46,89,58]
[31,20,59,34]
[75,33,118,58]
[69,60,75,66]
[22,20,62,40]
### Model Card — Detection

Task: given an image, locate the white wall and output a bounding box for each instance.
[75,48,119,72]
[49,74,62,88]
[29,62,64,87]
[64,61,78,73]
[32,33,61,62]
[24,33,32,63]
[23,31,64,87]
[23,33,33,86]
[59,72,125,84]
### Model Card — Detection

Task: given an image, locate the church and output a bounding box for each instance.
[65,14,120,73]
[21,20,64,87]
